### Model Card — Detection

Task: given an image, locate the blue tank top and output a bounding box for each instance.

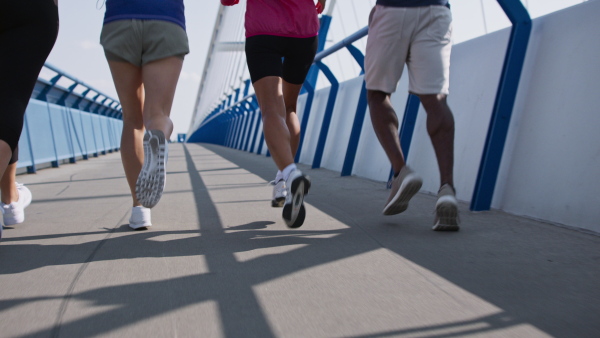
[103,0,186,30]
[377,0,449,7]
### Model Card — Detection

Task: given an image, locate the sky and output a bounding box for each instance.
[44,0,586,140]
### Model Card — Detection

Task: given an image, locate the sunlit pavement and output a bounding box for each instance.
[1,143,598,337]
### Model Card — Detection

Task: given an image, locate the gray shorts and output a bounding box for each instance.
[100,19,189,66]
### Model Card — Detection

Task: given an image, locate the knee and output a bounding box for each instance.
[285,104,297,115]
[419,94,448,113]
[367,90,388,105]
[122,113,144,129]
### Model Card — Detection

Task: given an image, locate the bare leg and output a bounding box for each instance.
[282,80,303,159]
[367,90,406,174]
[107,61,145,207]
[419,94,454,188]
[0,141,17,204]
[142,56,183,140]
[253,76,294,170]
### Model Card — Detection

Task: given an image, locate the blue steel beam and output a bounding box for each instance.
[312,61,339,169]
[247,98,262,153]
[236,110,250,150]
[304,14,333,92]
[56,82,79,106]
[242,101,257,151]
[341,43,367,176]
[294,80,315,162]
[471,0,532,211]
[36,74,62,101]
[72,88,91,110]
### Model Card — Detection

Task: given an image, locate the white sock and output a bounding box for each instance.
[275,170,283,182]
[282,163,297,181]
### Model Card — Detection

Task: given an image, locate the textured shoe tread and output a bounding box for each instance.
[284,204,306,228]
[433,201,459,231]
[136,131,167,208]
[283,174,310,228]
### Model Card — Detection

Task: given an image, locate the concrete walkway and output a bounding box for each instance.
[1,143,598,337]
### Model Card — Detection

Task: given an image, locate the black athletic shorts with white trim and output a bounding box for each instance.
[245,35,318,85]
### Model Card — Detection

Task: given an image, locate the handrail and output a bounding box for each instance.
[36,63,122,119]
[43,63,120,104]
[314,26,368,63]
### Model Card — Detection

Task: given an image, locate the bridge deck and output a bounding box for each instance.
[1,143,598,337]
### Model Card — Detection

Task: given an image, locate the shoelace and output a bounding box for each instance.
[268,179,285,186]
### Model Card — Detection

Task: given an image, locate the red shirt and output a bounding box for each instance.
[221,0,320,38]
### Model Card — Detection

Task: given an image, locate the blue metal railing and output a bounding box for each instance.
[19,63,123,173]
[189,0,531,211]
[471,0,532,211]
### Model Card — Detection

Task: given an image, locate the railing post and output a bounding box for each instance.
[341,43,368,176]
[471,0,532,211]
[312,61,339,169]
[23,115,37,174]
[78,108,89,160]
[295,81,315,163]
[247,98,262,153]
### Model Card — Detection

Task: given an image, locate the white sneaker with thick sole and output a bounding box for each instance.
[282,170,311,228]
[136,130,168,208]
[433,184,460,231]
[1,183,33,226]
[383,166,422,215]
[129,206,152,230]
[270,179,287,207]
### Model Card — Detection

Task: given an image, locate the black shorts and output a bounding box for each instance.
[245,35,318,85]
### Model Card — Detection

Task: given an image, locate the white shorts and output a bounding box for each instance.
[365,5,452,95]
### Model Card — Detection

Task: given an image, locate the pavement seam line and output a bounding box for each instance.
[51,211,129,338]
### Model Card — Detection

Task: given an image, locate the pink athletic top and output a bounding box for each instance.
[221,0,320,38]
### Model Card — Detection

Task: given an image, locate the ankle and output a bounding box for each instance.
[1,186,18,204]
[282,163,297,181]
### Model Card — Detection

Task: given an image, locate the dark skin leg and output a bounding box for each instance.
[367,90,454,187]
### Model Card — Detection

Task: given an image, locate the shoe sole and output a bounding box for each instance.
[283,175,311,228]
[382,176,422,215]
[271,197,285,208]
[129,223,152,230]
[433,200,459,231]
[3,214,24,226]
[136,131,167,208]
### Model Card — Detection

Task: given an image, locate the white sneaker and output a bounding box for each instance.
[433,184,460,231]
[382,166,422,216]
[136,130,168,208]
[1,183,33,226]
[129,206,152,230]
[270,179,287,207]
[282,170,311,228]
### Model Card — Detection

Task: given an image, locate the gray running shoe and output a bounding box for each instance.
[136,130,168,208]
[433,184,460,231]
[383,166,422,215]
